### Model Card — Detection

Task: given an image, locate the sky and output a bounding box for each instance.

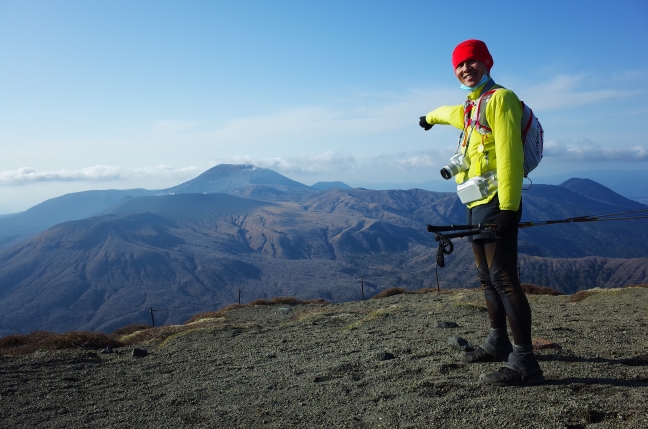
[1,0,647,214]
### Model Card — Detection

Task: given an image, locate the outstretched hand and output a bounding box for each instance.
[419,116,433,131]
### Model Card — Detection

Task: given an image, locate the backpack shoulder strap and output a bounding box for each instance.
[473,86,502,134]
[463,78,500,132]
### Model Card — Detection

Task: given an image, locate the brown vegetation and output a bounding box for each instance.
[0,296,332,357]
[372,284,560,300]
[372,287,438,299]
[0,331,121,357]
[182,298,329,324]
[623,283,648,289]
[110,323,151,336]
[247,296,329,306]
[521,283,563,296]
[0,284,629,357]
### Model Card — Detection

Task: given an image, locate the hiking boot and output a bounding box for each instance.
[462,346,511,363]
[479,366,545,386]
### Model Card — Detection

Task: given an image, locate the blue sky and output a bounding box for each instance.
[1,0,647,213]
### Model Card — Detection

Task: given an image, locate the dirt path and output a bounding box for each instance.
[1,287,647,428]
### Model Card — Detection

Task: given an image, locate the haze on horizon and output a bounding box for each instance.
[1,0,647,214]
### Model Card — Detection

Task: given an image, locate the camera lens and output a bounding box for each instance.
[440,168,452,180]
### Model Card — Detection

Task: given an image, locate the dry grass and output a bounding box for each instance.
[622,283,648,289]
[0,284,628,357]
[1,296,332,356]
[119,325,191,346]
[183,298,329,324]
[372,284,560,300]
[293,307,339,322]
[345,309,390,330]
[247,296,329,306]
[183,311,227,325]
[570,290,594,303]
[372,287,439,299]
[569,287,624,303]
[111,323,151,336]
[521,283,563,296]
[0,331,122,357]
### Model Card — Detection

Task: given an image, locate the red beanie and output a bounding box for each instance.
[452,39,493,71]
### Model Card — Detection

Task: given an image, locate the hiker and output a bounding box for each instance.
[419,39,544,386]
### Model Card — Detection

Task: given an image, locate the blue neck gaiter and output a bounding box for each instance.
[460,74,490,91]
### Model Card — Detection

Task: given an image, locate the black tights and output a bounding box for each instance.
[472,237,532,347]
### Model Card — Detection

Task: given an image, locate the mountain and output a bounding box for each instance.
[0,188,155,249]
[310,181,352,190]
[559,177,645,209]
[0,190,448,336]
[0,165,317,250]
[0,176,647,336]
[534,169,648,204]
[517,180,648,258]
[164,164,315,196]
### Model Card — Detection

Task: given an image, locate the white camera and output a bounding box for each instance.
[440,153,469,180]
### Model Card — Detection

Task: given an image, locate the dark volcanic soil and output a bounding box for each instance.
[1,287,648,428]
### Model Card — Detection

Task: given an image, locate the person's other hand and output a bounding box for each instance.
[495,210,519,238]
[419,116,433,131]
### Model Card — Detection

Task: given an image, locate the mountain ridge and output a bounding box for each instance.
[0,165,646,335]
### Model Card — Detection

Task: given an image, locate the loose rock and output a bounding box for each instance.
[131,348,148,357]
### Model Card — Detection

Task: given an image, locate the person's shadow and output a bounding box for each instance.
[536,353,648,386]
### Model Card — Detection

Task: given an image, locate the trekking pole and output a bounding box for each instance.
[427,208,648,268]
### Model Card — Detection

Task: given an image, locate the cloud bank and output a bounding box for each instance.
[0,165,200,186]
[543,140,648,162]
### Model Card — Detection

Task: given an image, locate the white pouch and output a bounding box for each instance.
[457,171,498,204]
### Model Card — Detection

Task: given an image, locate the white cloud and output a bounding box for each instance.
[198,72,639,153]
[204,88,458,147]
[210,148,452,178]
[213,151,357,175]
[543,139,648,162]
[0,165,201,186]
[519,74,637,111]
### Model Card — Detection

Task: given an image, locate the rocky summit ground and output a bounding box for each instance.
[1,286,647,429]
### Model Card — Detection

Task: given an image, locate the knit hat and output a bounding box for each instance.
[452,39,493,71]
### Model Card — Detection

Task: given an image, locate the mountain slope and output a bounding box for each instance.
[559,177,645,209]
[0,165,319,249]
[0,192,442,335]
[0,189,154,249]
[518,183,648,258]
[0,173,647,335]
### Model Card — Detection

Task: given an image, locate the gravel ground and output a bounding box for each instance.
[1,286,647,428]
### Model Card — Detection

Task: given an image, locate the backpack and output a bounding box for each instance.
[464,87,544,177]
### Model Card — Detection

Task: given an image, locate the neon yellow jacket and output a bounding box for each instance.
[425,80,524,211]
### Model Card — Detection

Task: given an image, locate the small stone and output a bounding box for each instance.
[436,321,459,329]
[132,348,148,357]
[375,351,395,361]
[532,338,561,350]
[276,307,292,314]
[448,337,473,351]
[101,346,113,354]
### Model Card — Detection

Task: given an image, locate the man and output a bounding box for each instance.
[419,39,544,386]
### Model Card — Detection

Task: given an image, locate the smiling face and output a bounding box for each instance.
[454,60,488,88]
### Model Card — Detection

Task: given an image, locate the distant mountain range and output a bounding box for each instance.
[0,164,646,336]
[357,169,648,205]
